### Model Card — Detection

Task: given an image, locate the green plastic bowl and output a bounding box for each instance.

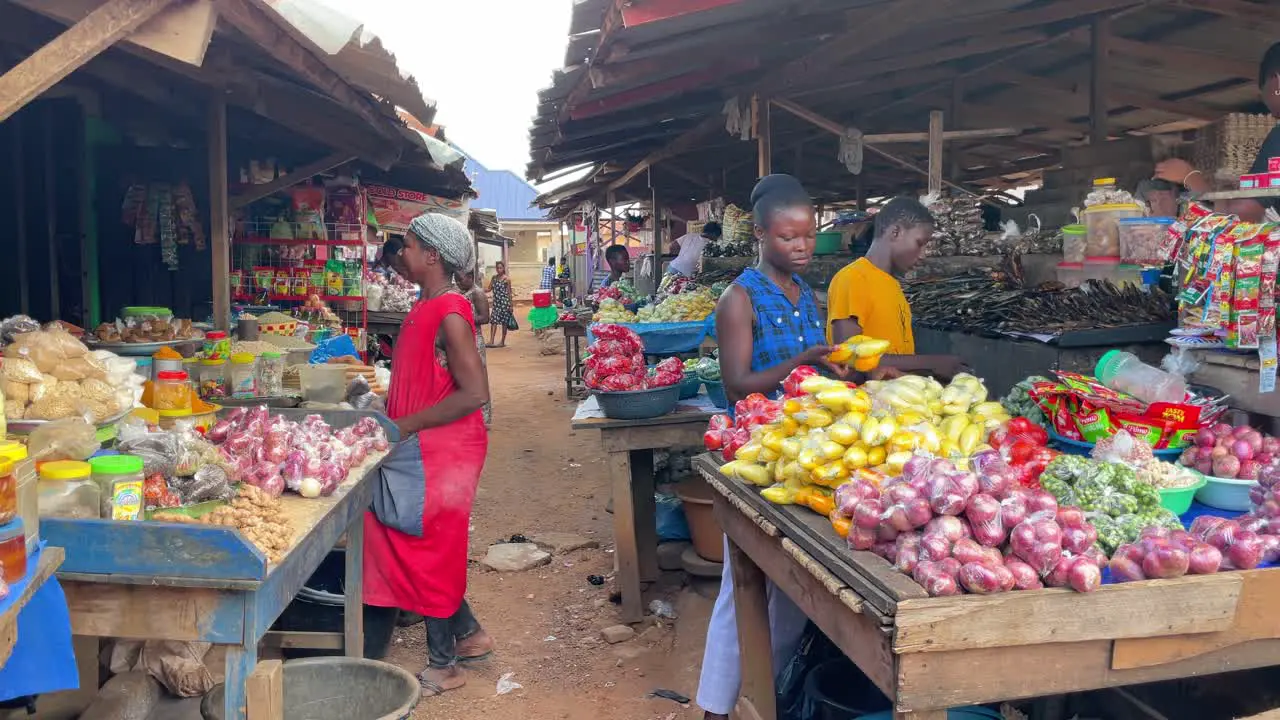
[1159,471,1208,515]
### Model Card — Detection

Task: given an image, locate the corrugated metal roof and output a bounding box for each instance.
[264,0,437,127]
[465,154,549,222]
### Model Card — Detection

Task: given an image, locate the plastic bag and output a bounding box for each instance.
[1090,430,1154,467]
[309,334,359,364]
[1160,347,1199,380]
[345,376,380,410]
[119,431,180,478]
[27,417,101,461]
[0,315,40,343]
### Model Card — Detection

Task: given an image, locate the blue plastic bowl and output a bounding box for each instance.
[678,375,702,400]
[704,380,728,409]
[1048,429,1183,461]
[860,708,1001,720]
[1195,473,1255,512]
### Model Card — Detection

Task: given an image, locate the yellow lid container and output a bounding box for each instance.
[0,441,28,461]
[39,460,92,481]
[231,352,255,365]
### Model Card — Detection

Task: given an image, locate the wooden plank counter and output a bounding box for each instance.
[573,398,717,622]
[0,546,64,668]
[693,454,1280,720]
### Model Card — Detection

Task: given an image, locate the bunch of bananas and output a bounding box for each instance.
[720,372,1010,519]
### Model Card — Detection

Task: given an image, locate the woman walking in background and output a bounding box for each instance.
[487,260,515,348]
[457,268,492,427]
[366,212,493,697]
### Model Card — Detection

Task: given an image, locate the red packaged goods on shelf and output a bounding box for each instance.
[1269,157,1280,173]
[1241,173,1267,189]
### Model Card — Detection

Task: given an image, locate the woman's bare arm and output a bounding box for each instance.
[394,314,489,435]
[473,291,491,325]
[717,285,836,404]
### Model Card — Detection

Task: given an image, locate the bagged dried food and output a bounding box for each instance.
[48,381,82,400]
[119,431,180,478]
[0,315,40,343]
[26,396,79,421]
[1,379,29,408]
[42,323,87,358]
[50,355,107,382]
[28,417,100,461]
[180,465,234,504]
[5,404,23,420]
[1,357,42,384]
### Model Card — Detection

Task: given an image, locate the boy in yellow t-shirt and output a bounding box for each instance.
[826,196,963,378]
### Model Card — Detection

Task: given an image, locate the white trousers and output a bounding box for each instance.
[696,536,809,715]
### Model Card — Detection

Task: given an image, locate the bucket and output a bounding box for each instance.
[203,657,420,720]
[532,289,552,308]
[799,659,890,719]
[270,548,399,660]
[675,476,724,562]
[815,231,843,255]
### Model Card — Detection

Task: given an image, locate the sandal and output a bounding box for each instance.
[418,668,465,697]
[455,631,495,664]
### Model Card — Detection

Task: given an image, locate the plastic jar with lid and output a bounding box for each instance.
[90,455,145,521]
[1118,217,1174,266]
[154,370,192,411]
[1084,177,1131,206]
[38,460,100,519]
[1,443,36,556]
[1056,262,1084,288]
[200,358,229,399]
[1082,203,1141,257]
[0,457,14,525]
[0,519,26,584]
[1061,224,1087,263]
[203,330,231,360]
[230,352,258,399]
[257,351,284,397]
[1096,350,1186,405]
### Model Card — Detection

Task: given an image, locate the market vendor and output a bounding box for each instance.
[667,221,721,278]
[1154,42,1280,222]
[366,212,493,698]
[825,196,964,379]
[591,244,631,292]
[699,174,847,720]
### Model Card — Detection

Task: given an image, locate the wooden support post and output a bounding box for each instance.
[928,110,944,196]
[856,175,866,211]
[230,153,355,210]
[755,94,772,177]
[0,0,174,123]
[650,175,663,290]
[949,79,964,182]
[12,114,28,315]
[729,538,776,720]
[246,660,283,720]
[209,90,231,331]
[1090,17,1110,146]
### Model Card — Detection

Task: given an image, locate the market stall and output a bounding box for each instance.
[39,408,394,720]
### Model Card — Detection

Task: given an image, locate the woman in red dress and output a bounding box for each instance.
[364,213,493,696]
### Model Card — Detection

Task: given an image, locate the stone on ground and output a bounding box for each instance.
[600,625,636,644]
[656,541,691,571]
[482,542,551,572]
[529,531,599,554]
[81,671,161,720]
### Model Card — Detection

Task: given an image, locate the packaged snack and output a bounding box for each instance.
[229,270,244,299]
[273,269,291,297]
[344,261,362,297]
[292,268,311,297]
[325,260,345,297]
[254,267,275,295]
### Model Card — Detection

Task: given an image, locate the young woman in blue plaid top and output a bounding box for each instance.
[697,174,848,719]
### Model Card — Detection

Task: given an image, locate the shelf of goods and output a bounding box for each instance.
[229,221,368,352]
[694,453,1280,718]
[41,408,394,720]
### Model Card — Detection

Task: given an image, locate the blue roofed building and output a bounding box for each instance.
[464,153,565,296]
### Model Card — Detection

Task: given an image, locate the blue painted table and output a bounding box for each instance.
[42,460,381,720]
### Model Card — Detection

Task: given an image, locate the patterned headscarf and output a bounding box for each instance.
[408,212,473,272]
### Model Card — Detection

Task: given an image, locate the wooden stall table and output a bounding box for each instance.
[557,319,589,399]
[693,454,1280,720]
[43,446,389,720]
[573,396,718,622]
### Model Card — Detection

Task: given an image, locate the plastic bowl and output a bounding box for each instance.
[1195,473,1255,512]
[1048,429,1184,461]
[593,384,680,420]
[704,380,727,409]
[1159,472,1209,515]
[678,375,702,400]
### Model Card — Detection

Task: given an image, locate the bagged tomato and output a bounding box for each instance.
[592,323,643,349]
[599,372,644,391]
[586,339,628,357]
[649,369,683,387]
[722,428,750,462]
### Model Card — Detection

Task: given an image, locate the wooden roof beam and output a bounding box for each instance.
[1174,0,1280,25]
[0,0,175,123]
[606,114,723,191]
[990,68,1222,121]
[621,0,746,27]
[1090,35,1256,79]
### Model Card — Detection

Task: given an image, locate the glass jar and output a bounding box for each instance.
[203,330,231,360]
[257,351,284,397]
[1,443,37,556]
[200,358,229,399]
[1061,224,1087,264]
[155,370,192,411]
[0,519,26,584]
[230,352,258,398]
[38,460,100,519]
[90,455,145,521]
[0,458,14,525]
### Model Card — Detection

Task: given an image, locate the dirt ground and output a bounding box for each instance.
[388,322,715,720]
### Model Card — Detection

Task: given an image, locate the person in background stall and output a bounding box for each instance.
[1135,178,1180,219]
[540,257,556,290]
[698,174,848,720]
[667,221,722,278]
[366,213,493,698]
[592,244,632,292]
[457,268,492,428]
[826,196,965,380]
[1155,42,1280,223]
[486,260,515,348]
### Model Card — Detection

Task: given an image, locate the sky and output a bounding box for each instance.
[319,0,572,176]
